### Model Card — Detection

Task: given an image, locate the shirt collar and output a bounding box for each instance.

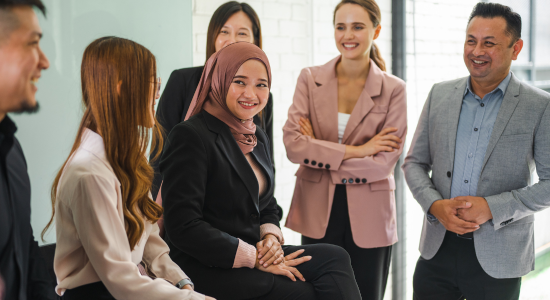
[80,128,108,163]
[0,116,17,138]
[0,116,17,148]
[464,72,512,98]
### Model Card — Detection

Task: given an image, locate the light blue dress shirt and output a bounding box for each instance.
[450,72,512,199]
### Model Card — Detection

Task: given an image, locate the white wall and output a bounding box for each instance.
[13,0,194,244]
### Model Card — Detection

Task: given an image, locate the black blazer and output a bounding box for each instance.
[159,111,279,299]
[0,117,54,300]
[151,66,274,200]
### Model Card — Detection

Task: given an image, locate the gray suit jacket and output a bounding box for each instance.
[402,73,550,278]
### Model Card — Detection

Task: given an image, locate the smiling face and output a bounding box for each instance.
[464,16,522,84]
[0,6,49,119]
[214,11,255,52]
[225,59,269,121]
[334,3,381,61]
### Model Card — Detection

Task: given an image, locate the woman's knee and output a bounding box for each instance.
[309,244,351,265]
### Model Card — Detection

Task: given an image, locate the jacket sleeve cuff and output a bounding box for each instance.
[260,223,285,244]
[232,239,256,269]
[485,193,511,230]
[426,213,439,224]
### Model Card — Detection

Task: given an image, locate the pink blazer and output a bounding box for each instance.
[283,56,407,248]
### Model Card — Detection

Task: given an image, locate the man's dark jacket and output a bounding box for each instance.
[0,116,54,300]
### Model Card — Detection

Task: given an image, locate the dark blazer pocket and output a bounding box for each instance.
[498,133,531,143]
[295,166,323,183]
[369,178,396,192]
[370,105,389,114]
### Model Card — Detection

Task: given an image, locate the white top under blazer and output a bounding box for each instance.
[338,112,351,144]
[53,129,205,300]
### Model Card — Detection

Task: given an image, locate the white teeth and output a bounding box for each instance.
[30,78,38,84]
[343,44,357,48]
[473,60,486,64]
[239,101,255,107]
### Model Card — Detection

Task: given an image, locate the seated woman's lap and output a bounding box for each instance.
[250,244,351,300]
[249,275,317,300]
[181,243,357,300]
[282,244,352,281]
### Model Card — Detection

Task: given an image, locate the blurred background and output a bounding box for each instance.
[14,0,550,299]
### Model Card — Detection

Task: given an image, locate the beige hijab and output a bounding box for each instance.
[185,42,271,154]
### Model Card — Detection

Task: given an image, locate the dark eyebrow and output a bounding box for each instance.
[335,22,366,26]
[468,34,495,40]
[32,31,43,39]
[234,75,268,82]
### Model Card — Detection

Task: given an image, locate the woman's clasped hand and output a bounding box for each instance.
[255,248,312,282]
[256,234,284,267]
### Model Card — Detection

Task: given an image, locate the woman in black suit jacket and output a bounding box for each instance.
[160,43,361,300]
[151,1,273,200]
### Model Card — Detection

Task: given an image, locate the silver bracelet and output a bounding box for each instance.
[175,278,194,289]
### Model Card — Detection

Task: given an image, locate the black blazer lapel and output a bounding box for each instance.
[204,112,260,212]
[250,140,274,195]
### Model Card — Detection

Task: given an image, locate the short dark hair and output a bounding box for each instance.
[468,2,521,47]
[205,1,262,61]
[0,0,46,16]
[0,0,46,44]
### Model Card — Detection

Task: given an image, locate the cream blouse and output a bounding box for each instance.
[53,129,204,300]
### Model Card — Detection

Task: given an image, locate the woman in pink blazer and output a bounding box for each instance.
[283,0,407,299]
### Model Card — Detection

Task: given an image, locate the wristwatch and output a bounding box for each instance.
[175,278,194,289]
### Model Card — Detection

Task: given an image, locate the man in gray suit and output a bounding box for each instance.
[403,2,550,300]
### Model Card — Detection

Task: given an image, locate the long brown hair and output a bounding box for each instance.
[41,37,164,250]
[333,0,386,72]
[205,1,262,61]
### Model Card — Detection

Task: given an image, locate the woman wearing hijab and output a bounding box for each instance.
[150,1,274,201]
[160,42,361,300]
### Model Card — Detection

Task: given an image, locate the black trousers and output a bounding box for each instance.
[302,185,392,300]
[251,244,361,300]
[413,230,521,300]
[62,281,115,300]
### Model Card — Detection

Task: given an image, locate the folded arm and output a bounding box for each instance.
[283,68,347,170]
[330,82,407,184]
